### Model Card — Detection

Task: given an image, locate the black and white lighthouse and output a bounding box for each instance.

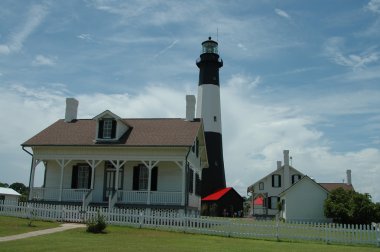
[196,37,226,197]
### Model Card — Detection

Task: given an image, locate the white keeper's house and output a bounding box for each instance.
[247,150,354,221]
[22,96,208,213]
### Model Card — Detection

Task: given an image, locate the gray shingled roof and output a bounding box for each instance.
[22,118,202,147]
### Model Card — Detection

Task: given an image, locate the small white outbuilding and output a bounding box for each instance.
[0,187,21,201]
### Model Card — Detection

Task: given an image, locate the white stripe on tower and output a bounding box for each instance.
[196,84,222,134]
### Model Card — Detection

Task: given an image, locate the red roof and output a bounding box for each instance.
[202,187,232,201]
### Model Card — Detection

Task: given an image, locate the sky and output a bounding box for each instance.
[1,0,380,202]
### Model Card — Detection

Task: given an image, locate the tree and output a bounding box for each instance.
[0,182,9,188]
[9,182,28,195]
[9,182,29,202]
[324,188,376,224]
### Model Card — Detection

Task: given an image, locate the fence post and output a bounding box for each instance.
[373,223,380,247]
[275,215,279,241]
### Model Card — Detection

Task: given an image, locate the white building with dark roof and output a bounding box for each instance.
[22,96,208,212]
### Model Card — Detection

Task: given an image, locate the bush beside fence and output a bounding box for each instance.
[1,200,379,247]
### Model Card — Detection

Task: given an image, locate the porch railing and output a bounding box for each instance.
[118,190,148,204]
[31,187,90,202]
[117,190,182,205]
[151,191,182,205]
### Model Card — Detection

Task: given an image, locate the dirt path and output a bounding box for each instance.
[0,223,86,242]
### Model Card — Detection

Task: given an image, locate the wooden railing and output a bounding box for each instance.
[117,190,182,205]
[30,187,90,202]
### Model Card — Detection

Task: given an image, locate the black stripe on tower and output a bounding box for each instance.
[201,131,226,197]
[196,38,223,86]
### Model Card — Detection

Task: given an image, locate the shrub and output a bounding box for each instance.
[86,211,107,233]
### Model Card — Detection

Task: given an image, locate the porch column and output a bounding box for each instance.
[86,160,102,190]
[109,160,127,191]
[142,160,159,205]
[56,159,71,201]
[175,161,186,206]
[28,159,41,200]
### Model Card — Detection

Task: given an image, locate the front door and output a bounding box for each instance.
[103,162,123,201]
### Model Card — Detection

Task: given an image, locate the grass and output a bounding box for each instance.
[1,224,379,252]
[0,216,59,237]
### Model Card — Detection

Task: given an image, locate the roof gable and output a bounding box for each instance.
[279,176,329,197]
[93,110,121,120]
[248,165,304,191]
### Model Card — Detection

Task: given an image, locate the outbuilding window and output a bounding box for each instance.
[259,182,264,190]
[272,174,281,188]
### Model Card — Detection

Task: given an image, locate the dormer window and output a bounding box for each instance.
[93,110,129,142]
[98,119,116,139]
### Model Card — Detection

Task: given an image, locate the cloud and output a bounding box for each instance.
[274,8,291,19]
[32,55,56,66]
[324,37,380,69]
[366,0,380,14]
[237,43,247,51]
[77,33,92,41]
[0,4,48,55]
[154,40,179,58]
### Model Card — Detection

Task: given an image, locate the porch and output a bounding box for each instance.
[30,187,183,205]
[28,155,203,209]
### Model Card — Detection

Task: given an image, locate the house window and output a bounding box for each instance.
[71,164,91,189]
[98,119,117,139]
[272,174,281,188]
[259,182,264,190]
[270,196,279,210]
[292,174,302,184]
[78,165,90,189]
[0,195,4,201]
[103,119,113,138]
[133,164,158,191]
[139,166,149,190]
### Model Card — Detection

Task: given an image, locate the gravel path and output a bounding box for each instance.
[0,223,86,242]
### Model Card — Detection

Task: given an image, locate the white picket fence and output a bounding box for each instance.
[1,201,379,247]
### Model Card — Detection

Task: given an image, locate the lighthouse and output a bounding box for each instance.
[196,37,226,197]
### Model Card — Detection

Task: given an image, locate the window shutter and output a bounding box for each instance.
[133,166,140,190]
[292,175,294,184]
[151,167,158,191]
[196,138,199,157]
[111,120,117,138]
[188,169,194,193]
[71,165,78,189]
[267,197,272,209]
[98,120,104,138]
[272,175,274,187]
[87,167,92,189]
[279,175,282,187]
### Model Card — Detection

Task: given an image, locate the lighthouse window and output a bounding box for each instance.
[214,116,217,122]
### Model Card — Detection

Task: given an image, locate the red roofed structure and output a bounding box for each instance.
[201,187,243,217]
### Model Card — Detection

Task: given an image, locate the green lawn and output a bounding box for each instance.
[0,216,59,237]
[1,224,379,252]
